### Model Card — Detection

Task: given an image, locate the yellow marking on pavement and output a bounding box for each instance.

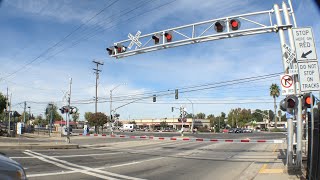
[259,164,268,173]
[272,144,278,154]
[258,144,284,174]
[259,169,284,174]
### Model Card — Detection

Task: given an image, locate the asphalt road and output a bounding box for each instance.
[1,132,285,180]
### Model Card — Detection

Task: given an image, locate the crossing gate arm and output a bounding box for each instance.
[108,7,293,59]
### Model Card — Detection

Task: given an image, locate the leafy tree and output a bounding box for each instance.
[33,115,47,126]
[207,114,215,127]
[45,104,63,123]
[128,120,136,125]
[270,83,280,128]
[0,93,7,114]
[185,113,194,118]
[84,112,93,121]
[195,112,206,119]
[160,121,168,129]
[72,112,80,122]
[88,112,108,133]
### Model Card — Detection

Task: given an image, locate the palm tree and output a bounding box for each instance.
[270,84,280,128]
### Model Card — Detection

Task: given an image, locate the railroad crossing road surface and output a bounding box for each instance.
[1,136,303,180]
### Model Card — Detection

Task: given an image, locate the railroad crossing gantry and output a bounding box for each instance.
[105,0,318,171]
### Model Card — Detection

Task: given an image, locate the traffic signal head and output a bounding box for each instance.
[280,95,298,112]
[59,107,65,114]
[114,44,127,54]
[106,47,115,55]
[152,34,160,44]
[229,19,240,31]
[175,89,178,99]
[214,21,225,33]
[164,32,172,42]
[303,93,315,108]
[69,107,78,114]
[153,95,156,102]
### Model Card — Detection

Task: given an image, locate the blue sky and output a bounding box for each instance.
[0,0,319,120]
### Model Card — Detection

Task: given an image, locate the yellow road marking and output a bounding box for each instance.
[258,144,284,174]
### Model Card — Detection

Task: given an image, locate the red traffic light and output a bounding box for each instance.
[152,35,160,44]
[214,21,225,33]
[164,32,172,42]
[229,19,240,30]
[303,93,315,108]
[114,44,127,54]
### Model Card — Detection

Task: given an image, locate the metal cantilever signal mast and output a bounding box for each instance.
[107,7,292,59]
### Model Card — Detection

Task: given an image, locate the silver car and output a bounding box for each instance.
[0,153,27,180]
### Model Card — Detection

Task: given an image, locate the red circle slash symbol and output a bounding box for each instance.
[281,75,293,88]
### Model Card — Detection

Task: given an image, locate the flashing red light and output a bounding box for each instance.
[230,19,240,30]
[164,32,172,42]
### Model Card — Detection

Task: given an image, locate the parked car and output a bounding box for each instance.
[234,128,243,133]
[228,128,235,133]
[0,153,27,179]
[243,129,253,133]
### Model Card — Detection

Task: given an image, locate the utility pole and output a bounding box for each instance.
[23,101,26,123]
[6,87,9,136]
[92,60,104,114]
[66,78,72,143]
[8,93,12,137]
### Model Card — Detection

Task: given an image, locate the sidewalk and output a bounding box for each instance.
[0,133,79,150]
[239,143,307,180]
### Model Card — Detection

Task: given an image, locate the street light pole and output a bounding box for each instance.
[186,98,194,131]
[110,83,126,134]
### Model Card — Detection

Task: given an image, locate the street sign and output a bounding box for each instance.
[298,61,320,92]
[286,112,294,119]
[280,74,295,95]
[128,31,142,49]
[292,27,317,61]
[289,63,298,75]
[283,43,296,65]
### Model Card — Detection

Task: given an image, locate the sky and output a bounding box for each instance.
[0,0,319,121]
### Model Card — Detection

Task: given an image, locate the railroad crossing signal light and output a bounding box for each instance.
[114,44,127,54]
[69,107,78,114]
[214,21,225,32]
[175,89,178,99]
[303,93,315,108]
[106,47,115,55]
[164,32,172,42]
[152,34,160,44]
[280,95,298,112]
[229,19,240,31]
[153,95,156,102]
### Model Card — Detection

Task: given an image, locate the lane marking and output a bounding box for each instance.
[27,170,81,177]
[11,152,123,159]
[24,151,117,179]
[109,157,164,168]
[25,150,145,180]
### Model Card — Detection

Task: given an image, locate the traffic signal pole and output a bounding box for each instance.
[274,4,294,167]
[282,2,303,168]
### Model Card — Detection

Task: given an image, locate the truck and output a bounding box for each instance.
[120,124,135,132]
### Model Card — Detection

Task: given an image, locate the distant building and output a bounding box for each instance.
[119,118,210,130]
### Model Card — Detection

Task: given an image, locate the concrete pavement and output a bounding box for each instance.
[0,132,306,179]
